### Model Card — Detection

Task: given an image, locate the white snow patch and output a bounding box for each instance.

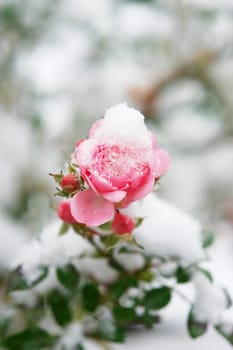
[75,256,118,284]
[192,272,228,324]
[58,323,83,350]
[0,215,27,270]
[13,221,93,283]
[124,193,205,265]
[95,103,151,148]
[113,250,145,272]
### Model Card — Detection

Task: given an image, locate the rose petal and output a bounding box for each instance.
[153,149,170,178]
[89,119,102,138]
[121,174,155,208]
[103,190,126,203]
[71,189,114,226]
[85,171,115,194]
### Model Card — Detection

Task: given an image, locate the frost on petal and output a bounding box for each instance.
[89,119,102,138]
[71,189,115,226]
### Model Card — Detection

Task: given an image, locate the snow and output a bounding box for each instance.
[0,215,27,270]
[95,103,151,148]
[57,323,83,350]
[192,271,228,324]
[125,193,205,265]
[75,256,118,284]
[113,249,145,272]
[13,221,93,283]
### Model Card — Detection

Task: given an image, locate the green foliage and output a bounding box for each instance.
[144,287,172,310]
[59,222,70,235]
[113,305,136,325]
[97,320,125,343]
[81,282,101,312]
[46,289,72,326]
[215,323,233,345]
[140,312,160,329]
[57,264,80,290]
[187,308,208,338]
[1,327,56,350]
[101,234,121,251]
[176,266,191,283]
[202,230,215,248]
[8,266,48,291]
[109,276,138,300]
[197,268,213,282]
[0,5,21,31]
[0,312,12,338]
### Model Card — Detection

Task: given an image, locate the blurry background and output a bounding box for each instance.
[0,0,233,348]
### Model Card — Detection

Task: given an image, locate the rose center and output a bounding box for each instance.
[91,144,148,180]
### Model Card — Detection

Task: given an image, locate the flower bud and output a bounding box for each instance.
[57,200,77,224]
[61,174,79,193]
[112,212,135,235]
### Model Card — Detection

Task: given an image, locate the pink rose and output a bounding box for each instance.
[58,200,77,224]
[71,104,170,226]
[112,212,135,235]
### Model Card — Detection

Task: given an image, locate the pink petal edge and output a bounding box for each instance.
[70,189,114,226]
[153,149,170,178]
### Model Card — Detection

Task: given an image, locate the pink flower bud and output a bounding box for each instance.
[57,201,77,224]
[61,174,79,193]
[112,212,135,235]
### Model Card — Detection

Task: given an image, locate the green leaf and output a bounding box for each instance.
[202,230,215,248]
[0,311,13,337]
[222,288,232,309]
[197,268,213,282]
[109,276,138,300]
[81,282,101,312]
[46,289,71,326]
[8,267,28,291]
[144,287,171,310]
[2,327,56,350]
[98,320,125,343]
[141,312,160,329]
[120,235,144,249]
[138,270,153,282]
[176,266,191,283]
[187,308,208,338]
[72,223,89,236]
[109,280,128,300]
[75,344,86,350]
[112,305,136,325]
[8,266,48,291]
[101,234,120,251]
[57,264,80,290]
[98,222,112,232]
[49,172,63,184]
[134,217,144,228]
[215,323,233,345]
[59,222,69,235]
